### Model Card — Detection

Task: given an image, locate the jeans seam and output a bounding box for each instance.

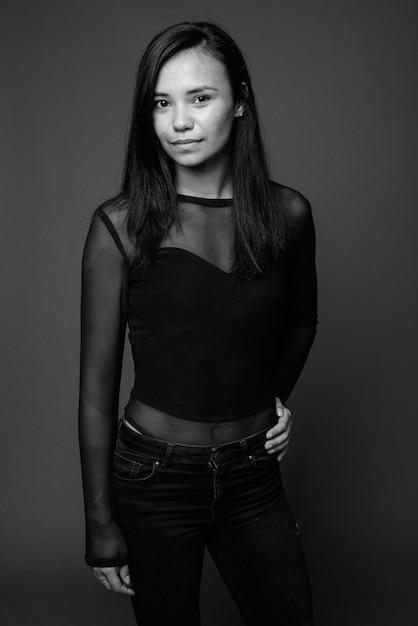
[207,544,255,626]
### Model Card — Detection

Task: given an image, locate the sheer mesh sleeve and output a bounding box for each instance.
[78,208,130,567]
[274,191,318,403]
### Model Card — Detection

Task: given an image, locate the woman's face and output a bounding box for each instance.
[153,48,242,172]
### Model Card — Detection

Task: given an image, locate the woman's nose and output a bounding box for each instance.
[172,106,193,131]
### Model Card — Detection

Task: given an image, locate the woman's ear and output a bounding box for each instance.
[234,103,245,118]
[234,82,249,118]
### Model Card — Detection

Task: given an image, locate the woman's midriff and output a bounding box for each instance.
[125,397,277,445]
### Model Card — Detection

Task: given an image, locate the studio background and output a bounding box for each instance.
[2,0,417,624]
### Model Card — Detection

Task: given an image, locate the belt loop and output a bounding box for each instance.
[162,443,175,468]
[239,439,247,454]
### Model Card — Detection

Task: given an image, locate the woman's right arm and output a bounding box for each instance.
[78,211,133,593]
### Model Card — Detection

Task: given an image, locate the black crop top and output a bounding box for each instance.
[78,182,317,565]
[85,184,317,421]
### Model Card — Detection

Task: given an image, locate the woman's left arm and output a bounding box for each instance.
[265,196,318,460]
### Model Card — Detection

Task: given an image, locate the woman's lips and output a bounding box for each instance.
[171,138,202,145]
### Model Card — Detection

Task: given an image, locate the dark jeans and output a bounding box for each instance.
[114,419,313,626]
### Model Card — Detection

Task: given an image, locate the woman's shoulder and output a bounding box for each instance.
[269,180,313,241]
[269,181,311,221]
[94,200,129,231]
[92,200,135,263]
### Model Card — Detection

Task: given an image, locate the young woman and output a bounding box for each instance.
[79,21,317,626]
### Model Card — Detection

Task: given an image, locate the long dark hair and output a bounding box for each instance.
[106,21,287,278]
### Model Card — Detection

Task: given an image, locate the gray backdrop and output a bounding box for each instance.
[2,0,417,624]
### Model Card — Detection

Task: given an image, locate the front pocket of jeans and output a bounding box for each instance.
[113,451,160,482]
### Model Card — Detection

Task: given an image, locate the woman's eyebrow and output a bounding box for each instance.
[186,86,218,94]
[154,86,218,97]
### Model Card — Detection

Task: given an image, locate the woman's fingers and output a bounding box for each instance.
[93,570,112,591]
[265,399,292,459]
[277,444,289,462]
[119,563,132,587]
[105,567,135,596]
[92,566,135,596]
[265,429,291,453]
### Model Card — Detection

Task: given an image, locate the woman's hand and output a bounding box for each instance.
[92,564,135,596]
[264,398,292,461]
[88,520,134,595]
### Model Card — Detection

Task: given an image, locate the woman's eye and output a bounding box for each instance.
[154,100,170,109]
[194,96,210,104]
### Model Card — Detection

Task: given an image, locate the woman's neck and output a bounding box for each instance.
[175,160,233,199]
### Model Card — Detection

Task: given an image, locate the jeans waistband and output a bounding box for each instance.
[118,416,273,464]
